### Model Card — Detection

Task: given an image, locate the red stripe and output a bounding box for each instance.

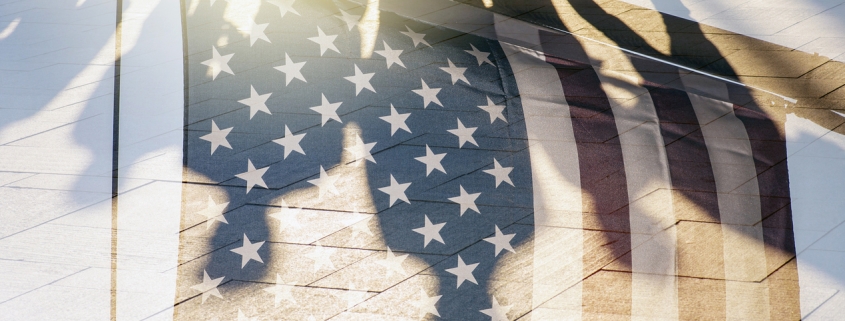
[541,31,633,318]
[731,95,801,320]
[647,84,728,319]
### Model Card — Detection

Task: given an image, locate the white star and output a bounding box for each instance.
[268,0,300,18]
[343,214,374,239]
[263,274,297,307]
[344,134,376,166]
[268,199,302,232]
[484,225,516,257]
[190,270,224,304]
[465,44,493,66]
[401,25,430,47]
[273,125,306,159]
[445,255,478,288]
[483,158,514,187]
[412,215,445,247]
[412,79,442,108]
[374,41,405,69]
[344,64,376,96]
[308,26,340,56]
[447,118,478,148]
[305,244,336,272]
[379,104,411,136]
[480,297,513,321]
[410,289,441,318]
[339,204,364,226]
[237,309,258,321]
[440,58,469,85]
[335,9,360,31]
[274,53,306,85]
[478,96,507,123]
[308,166,340,199]
[378,174,411,207]
[241,18,270,46]
[238,85,272,119]
[333,283,368,310]
[230,233,265,268]
[448,185,481,216]
[375,247,408,278]
[414,144,446,176]
[196,195,229,230]
[199,120,232,155]
[201,46,234,80]
[235,159,269,194]
[310,94,342,126]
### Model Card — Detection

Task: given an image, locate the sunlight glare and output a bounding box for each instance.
[0,18,21,40]
[358,0,379,59]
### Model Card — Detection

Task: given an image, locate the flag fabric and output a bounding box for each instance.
[174,0,800,320]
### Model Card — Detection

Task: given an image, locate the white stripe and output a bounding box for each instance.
[591,66,679,320]
[495,15,585,320]
[682,74,771,319]
[115,0,184,319]
[787,113,845,319]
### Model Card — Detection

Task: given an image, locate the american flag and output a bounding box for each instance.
[173,0,800,320]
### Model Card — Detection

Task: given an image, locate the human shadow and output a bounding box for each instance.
[0,1,120,215]
[182,0,841,319]
[459,0,805,318]
[179,0,542,319]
